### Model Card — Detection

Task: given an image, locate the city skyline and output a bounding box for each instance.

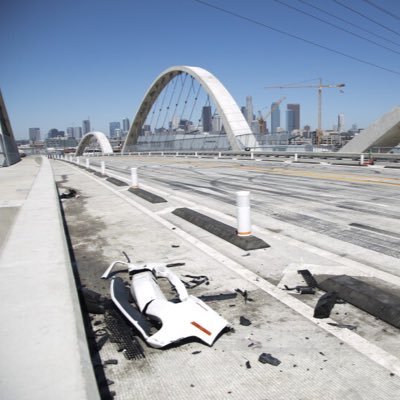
[1,0,399,139]
[27,104,353,142]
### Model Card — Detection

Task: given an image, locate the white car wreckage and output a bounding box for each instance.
[102,259,229,348]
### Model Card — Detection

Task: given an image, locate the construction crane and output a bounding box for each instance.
[257,96,286,133]
[265,79,345,144]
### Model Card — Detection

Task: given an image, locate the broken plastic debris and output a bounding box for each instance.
[104,359,118,365]
[258,353,281,366]
[284,285,315,295]
[182,274,209,289]
[327,322,357,330]
[102,258,228,348]
[297,269,318,288]
[314,291,339,319]
[59,188,77,199]
[239,316,252,326]
[235,289,254,303]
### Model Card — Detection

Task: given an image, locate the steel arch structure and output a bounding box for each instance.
[122,66,252,152]
[339,106,400,153]
[75,131,113,156]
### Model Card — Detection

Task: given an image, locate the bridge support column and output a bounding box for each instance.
[236,191,252,237]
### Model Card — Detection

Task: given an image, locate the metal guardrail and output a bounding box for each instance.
[60,148,400,166]
[81,150,400,163]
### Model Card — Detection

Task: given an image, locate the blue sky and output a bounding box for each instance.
[1,0,399,139]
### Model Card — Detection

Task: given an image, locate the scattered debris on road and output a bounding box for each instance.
[258,353,281,366]
[240,316,252,326]
[314,291,339,319]
[59,188,78,199]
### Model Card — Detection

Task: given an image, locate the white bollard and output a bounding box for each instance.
[294,153,298,162]
[101,161,105,175]
[86,158,90,169]
[360,154,364,165]
[176,152,179,157]
[218,152,221,158]
[236,191,252,237]
[250,151,254,160]
[76,157,80,165]
[161,151,164,156]
[195,151,198,157]
[131,167,138,187]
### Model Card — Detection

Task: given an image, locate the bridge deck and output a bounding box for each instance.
[52,155,400,400]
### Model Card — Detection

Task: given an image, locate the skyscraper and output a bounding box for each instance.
[271,102,281,134]
[338,114,345,133]
[74,127,82,139]
[287,104,300,130]
[29,128,41,142]
[48,128,63,138]
[82,119,91,135]
[109,122,121,138]
[286,110,295,133]
[241,106,247,120]
[122,118,130,133]
[212,113,222,133]
[202,106,212,133]
[246,96,253,125]
[67,127,82,138]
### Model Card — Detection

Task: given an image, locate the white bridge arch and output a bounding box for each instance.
[122,66,252,152]
[75,131,113,156]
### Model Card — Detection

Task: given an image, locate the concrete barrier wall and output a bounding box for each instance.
[0,156,99,399]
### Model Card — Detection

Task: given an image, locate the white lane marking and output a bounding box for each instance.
[69,163,400,376]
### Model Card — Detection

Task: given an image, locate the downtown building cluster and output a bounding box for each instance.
[28,117,131,150]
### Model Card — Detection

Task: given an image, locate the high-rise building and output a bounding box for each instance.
[122,118,130,134]
[246,96,253,125]
[241,106,247,120]
[48,129,64,138]
[67,126,83,138]
[286,110,295,133]
[271,102,281,134]
[74,127,82,139]
[82,119,91,135]
[212,113,222,133]
[109,122,121,138]
[287,104,300,130]
[251,120,260,134]
[338,114,345,133]
[202,106,212,133]
[29,128,41,142]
